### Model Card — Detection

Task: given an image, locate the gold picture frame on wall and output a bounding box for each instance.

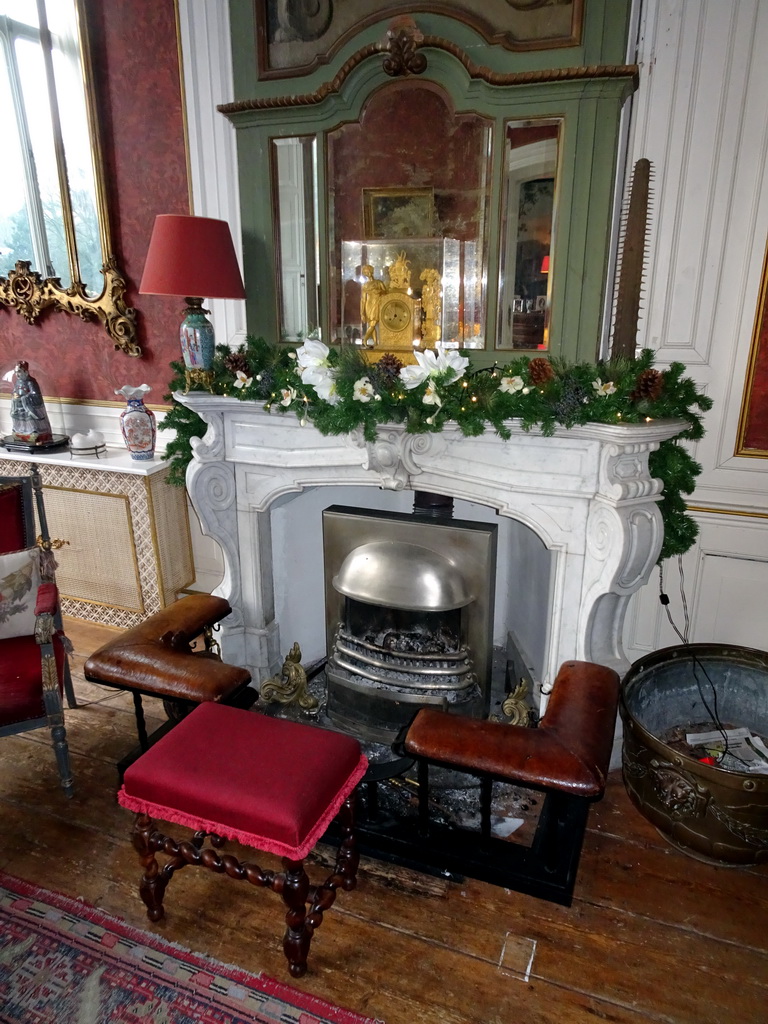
[255,1,584,80]
[362,187,435,240]
[0,0,139,355]
[736,233,768,456]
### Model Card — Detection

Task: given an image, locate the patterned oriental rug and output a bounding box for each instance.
[0,872,382,1024]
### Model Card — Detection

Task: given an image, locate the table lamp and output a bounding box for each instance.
[139,214,246,391]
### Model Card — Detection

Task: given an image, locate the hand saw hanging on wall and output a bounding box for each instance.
[610,157,653,362]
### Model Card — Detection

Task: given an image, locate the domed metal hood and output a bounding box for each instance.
[332,540,473,612]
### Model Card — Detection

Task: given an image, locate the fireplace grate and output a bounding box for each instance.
[331,638,476,693]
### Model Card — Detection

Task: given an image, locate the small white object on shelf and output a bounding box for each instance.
[69,429,107,457]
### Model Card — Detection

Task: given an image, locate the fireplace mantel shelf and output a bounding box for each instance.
[177,392,684,701]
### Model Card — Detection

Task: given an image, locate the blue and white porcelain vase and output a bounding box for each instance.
[116,384,156,461]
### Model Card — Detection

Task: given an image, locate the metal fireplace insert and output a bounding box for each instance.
[322,497,497,744]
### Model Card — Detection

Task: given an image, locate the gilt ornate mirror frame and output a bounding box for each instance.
[0,0,139,356]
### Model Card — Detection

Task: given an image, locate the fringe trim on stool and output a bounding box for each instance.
[117,754,368,860]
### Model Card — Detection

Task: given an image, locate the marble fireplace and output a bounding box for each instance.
[178,394,682,727]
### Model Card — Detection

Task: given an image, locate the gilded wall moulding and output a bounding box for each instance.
[0,259,140,358]
[219,28,638,115]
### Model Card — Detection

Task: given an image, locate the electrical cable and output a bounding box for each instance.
[657,561,751,767]
[689,655,733,762]
[658,563,687,643]
[676,554,690,642]
[691,653,751,767]
[69,689,130,709]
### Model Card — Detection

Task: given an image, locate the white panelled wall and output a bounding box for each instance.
[622,0,768,659]
[171,0,244,593]
[176,0,246,354]
[177,0,768,656]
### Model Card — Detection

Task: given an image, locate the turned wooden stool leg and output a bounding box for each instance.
[132,813,169,922]
[304,793,361,944]
[335,793,360,892]
[132,693,150,751]
[279,858,312,978]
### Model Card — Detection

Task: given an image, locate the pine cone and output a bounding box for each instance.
[528,358,555,385]
[255,367,276,398]
[631,368,663,402]
[553,379,589,424]
[224,352,249,375]
[368,353,404,393]
[377,353,404,380]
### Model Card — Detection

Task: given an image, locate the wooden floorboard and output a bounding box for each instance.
[1,617,766,1024]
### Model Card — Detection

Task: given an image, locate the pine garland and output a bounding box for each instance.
[160,340,713,561]
[159,367,207,487]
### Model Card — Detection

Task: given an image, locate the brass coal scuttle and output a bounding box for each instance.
[621,643,768,864]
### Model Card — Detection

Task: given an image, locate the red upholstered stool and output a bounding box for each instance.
[118,702,368,977]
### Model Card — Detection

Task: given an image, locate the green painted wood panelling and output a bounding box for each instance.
[226,0,634,363]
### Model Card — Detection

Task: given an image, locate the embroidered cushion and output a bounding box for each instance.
[0,546,41,641]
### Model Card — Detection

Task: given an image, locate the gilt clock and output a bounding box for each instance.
[378,294,417,349]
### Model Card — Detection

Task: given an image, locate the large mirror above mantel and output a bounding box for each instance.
[223,2,636,363]
[327,80,493,355]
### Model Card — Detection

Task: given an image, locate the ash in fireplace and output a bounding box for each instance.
[358,766,541,846]
[375,625,460,654]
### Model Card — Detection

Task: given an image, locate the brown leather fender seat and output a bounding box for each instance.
[403,660,620,798]
[84,594,251,705]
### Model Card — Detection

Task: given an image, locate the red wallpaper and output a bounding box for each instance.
[0,0,189,407]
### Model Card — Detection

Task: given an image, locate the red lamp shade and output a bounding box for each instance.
[540,254,550,274]
[139,215,246,299]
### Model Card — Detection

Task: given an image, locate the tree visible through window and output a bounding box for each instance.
[0,0,100,292]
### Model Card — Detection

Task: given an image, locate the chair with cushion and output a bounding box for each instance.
[0,466,74,797]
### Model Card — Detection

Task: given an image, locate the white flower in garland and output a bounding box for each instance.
[438,345,470,382]
[352,377,380,403]
[279,386,297,407]
[422,381,442,407]
[294,338,331,377]
[592,378,617,396]
[233,370,252,389]
[312,370,340,405]
[294,338,340,404]
[399,342,469,390]
[499,375,525,394]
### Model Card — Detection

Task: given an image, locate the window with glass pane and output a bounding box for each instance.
[0,0,100,291]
